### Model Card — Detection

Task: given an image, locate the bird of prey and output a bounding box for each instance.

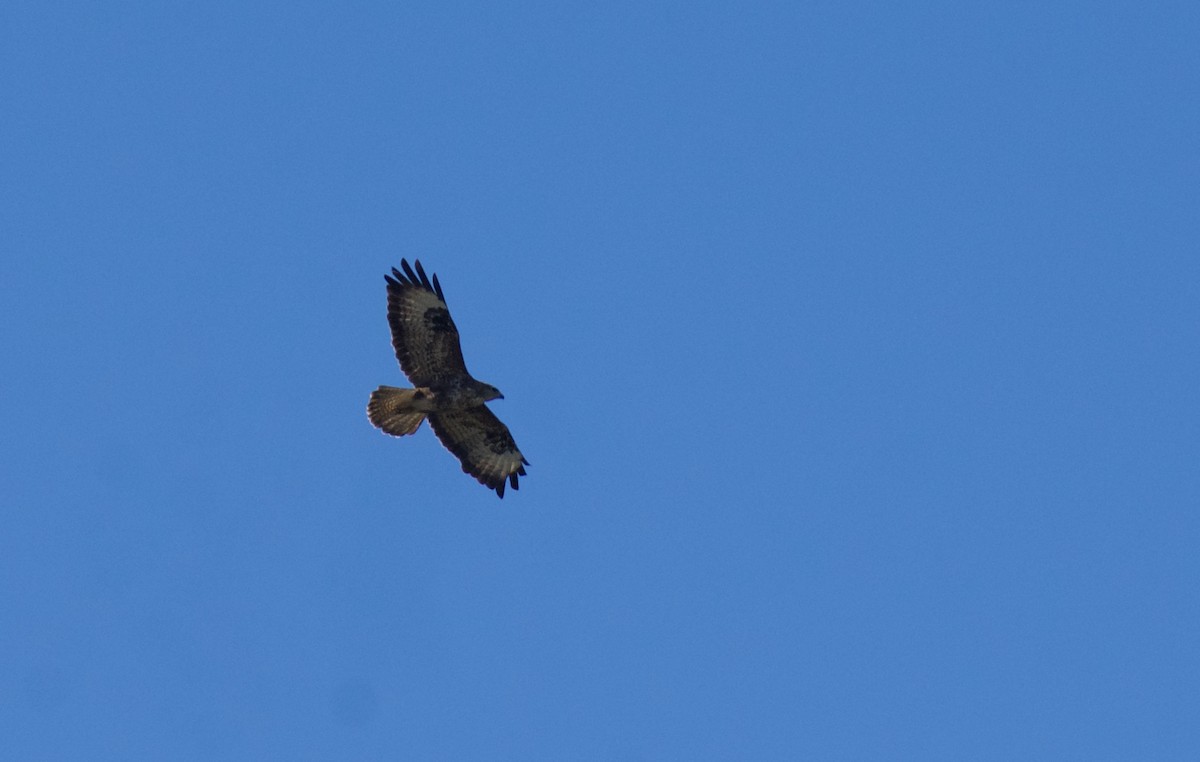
[367,259,529,498]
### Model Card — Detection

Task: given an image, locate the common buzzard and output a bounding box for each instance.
[367,259,529,498]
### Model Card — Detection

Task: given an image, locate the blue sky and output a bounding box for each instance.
[2,1,1198,758]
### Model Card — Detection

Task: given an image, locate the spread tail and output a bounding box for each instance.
[367,386,428,436]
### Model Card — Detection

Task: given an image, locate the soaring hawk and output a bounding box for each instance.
[367,259,529,498]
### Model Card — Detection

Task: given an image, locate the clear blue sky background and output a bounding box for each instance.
[2,1,1197,759]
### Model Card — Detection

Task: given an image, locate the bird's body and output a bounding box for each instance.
[367,259,528,498]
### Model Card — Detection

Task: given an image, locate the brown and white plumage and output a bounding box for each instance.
[367,259,529,498]
[385,260,467,387]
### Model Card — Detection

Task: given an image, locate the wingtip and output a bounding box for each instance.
[393,259,441,296]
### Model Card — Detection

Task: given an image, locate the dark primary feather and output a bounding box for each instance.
[395,258,445,301]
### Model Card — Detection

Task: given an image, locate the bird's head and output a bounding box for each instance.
[480,383,504,402]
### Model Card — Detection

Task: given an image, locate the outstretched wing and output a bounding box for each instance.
[427,406,530,498]
[385,259,469,386]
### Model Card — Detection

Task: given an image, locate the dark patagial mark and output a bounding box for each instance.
[484,428,516,454]
[423,307,454,333]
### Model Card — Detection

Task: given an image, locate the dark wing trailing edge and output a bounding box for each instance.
[385,258,469,386]
[427,406,530,498]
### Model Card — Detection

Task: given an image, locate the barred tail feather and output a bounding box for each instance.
[367,386,427,436]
